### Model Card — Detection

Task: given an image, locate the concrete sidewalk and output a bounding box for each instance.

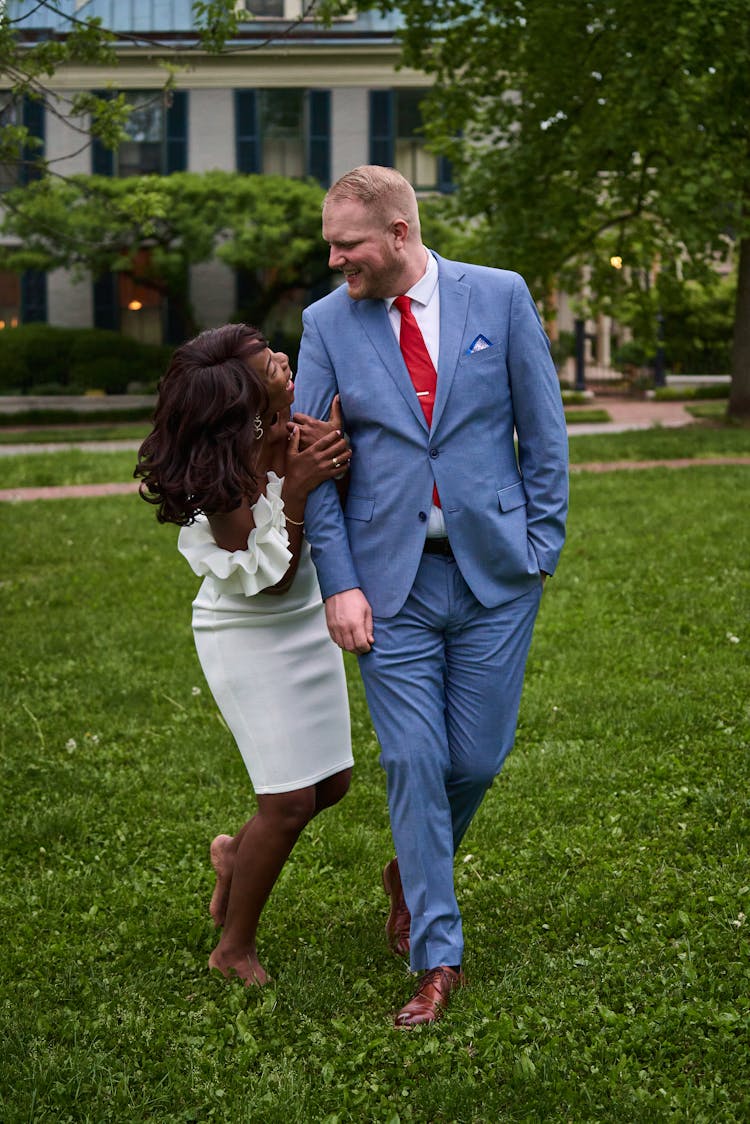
[564,396,696,436]
[0,395,699,456]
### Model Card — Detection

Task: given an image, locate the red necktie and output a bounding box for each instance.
[394,295,440,506]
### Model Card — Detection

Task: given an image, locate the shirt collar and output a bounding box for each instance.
[385,249,438,311]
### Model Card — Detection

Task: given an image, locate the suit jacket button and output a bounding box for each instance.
[418,511,427,522]
[429,447,439,458]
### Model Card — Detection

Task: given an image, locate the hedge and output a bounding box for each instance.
[653,383,730,401]
[0,325,171,395]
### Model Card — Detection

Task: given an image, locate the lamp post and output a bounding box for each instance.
[654,309,666,388]
[574,317,586,390]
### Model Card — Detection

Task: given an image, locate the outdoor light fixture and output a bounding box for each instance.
[609,255,623,269]
[128,300,143,311]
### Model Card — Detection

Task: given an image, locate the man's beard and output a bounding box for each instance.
[347,249,404,301]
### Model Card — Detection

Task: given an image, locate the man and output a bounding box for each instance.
[293,165,568,1027]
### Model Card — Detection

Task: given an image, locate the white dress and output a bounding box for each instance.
[177,473,353,794]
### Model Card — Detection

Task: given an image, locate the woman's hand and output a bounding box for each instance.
[283,424,352,498]
[265,407,291,449]
[290,394,346,452]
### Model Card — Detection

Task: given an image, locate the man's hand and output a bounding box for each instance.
[325,588,374,654]
[292,394,346,452]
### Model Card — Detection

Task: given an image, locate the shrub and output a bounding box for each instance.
[549,329,575,372]
[0,325,170,394]
[0,406,154,426]
[561,390,589,405]
[613,339,650,371]
[653,383,730,401]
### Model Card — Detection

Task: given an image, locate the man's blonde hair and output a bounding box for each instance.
[323,165,421,236]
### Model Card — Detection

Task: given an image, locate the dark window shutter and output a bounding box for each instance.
[235,91,260,174]
[307,90,330,186]
[93,273,118,330]
[91,91,114,176]
[165,291,188,345]
[21,97,45,185]
[21,270,48,322]
[166,91,188,173]
[437,155,455,194]
[369,90,394,167]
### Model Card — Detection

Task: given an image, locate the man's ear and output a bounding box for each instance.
[391,219,409,248]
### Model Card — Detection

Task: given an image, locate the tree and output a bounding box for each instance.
[0,171,328,334]
[0,1,241,177]
[329,0,750,420]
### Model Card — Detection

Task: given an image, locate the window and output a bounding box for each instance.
[235,89,330,185]
[118,93,165,177]
[91,91,188,176]
[0,96,45,190]
[0,101,19,191]
[261,90,305,177]
[0,271,47,337]
[394,90,438,191]
[235,0,354,16]
[93,250,174,344]
[236,0,285,15]
[370,89,453,193]
[0,271,20,330]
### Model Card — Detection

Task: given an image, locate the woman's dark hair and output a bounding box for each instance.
[135,323,270,525]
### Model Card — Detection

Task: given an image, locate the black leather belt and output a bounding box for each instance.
[423,537,454,558]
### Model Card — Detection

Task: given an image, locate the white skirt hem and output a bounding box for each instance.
[251,755,354,795]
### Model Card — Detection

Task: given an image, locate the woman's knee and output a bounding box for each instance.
[257,788,317,835]
[315,767,352,812]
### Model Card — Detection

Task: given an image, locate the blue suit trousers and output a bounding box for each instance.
[357,553,543,972]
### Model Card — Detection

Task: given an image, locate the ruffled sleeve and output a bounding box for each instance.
[177,472,292,597]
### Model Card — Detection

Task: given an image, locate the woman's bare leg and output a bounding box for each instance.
[207,767,352,986]
[314,767,353,814]
[209,768,352,930]
[208,821,251,928]
[209,834,234,928]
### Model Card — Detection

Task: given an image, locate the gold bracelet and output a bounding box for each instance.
[285,514,304,526]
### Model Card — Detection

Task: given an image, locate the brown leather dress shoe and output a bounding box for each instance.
[394,965,465,1028]
[382,857,411,958]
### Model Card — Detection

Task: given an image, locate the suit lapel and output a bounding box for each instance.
[433,255,470,434]
[354,299,428,429]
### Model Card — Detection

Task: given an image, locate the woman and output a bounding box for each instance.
[135,323,353,986]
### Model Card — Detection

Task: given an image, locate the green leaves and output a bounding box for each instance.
[0,171,327,333]
[372,0,750,411]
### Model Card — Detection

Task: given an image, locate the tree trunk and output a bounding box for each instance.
[728,233,750,421]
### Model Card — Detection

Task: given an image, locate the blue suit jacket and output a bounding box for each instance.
[294,252,569,618]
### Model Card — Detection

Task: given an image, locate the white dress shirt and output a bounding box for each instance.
[385,251,446,537]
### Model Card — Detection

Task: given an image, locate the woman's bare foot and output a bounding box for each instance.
[209,834,234,928]
[208,948,270,987]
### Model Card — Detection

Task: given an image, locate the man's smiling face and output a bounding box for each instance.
[322,197,407,301]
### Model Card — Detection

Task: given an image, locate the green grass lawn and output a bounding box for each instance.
[685,401,732,422]
[0,407,604,445]
[0,423,150,446]
[1,445,749,1121]
[567,422,750,464]
[564,408,612,425]
[2,422,749,492]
